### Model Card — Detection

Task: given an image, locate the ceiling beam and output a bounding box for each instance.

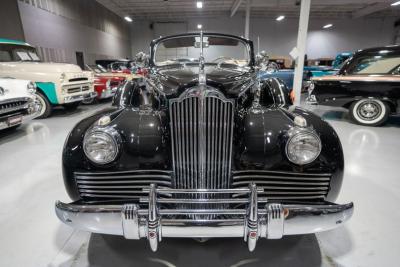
[352,2,390,18]
[230,0,243,17]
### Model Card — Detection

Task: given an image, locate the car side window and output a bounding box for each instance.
[347,54,400,75]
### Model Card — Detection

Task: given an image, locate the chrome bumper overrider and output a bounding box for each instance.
[55,184,353,252]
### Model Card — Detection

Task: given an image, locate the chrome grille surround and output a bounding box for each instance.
[169,86,235,191]
[0,98,29,115]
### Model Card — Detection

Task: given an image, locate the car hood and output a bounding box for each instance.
[153,65,255,98]
[0,78,33,101]
[2,62,83,73]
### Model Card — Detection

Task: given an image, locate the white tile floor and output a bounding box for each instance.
[0,102,399,267]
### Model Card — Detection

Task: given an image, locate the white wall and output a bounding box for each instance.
[131,16,396,60]
[18,1,131,65]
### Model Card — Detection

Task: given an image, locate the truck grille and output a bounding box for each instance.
[169,87,235,190]
[63,84,90,94]
[0,99,28,115]
[75,170,172,200]
[232,170,331,200]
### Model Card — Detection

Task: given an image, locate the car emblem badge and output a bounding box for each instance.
[0,87,4,96]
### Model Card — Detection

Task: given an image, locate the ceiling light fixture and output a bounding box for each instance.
[276,15,285,21]
[197,1,203,8]
[323,24,333,29]
[124,16,133,22]
[391,1,400,6]
[197,24,203,29]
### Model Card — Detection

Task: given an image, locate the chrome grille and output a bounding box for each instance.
[169,87,235,190]
[0,99,28,115]
[63,84,90,94]
[232,170,331,200]
[75,170,172,200]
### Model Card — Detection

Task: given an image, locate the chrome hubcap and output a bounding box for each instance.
[357,101,381,121]
[36,95,46,117]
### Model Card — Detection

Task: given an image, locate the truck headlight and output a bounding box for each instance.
[286,128,321,165]
[27,82,36,94]
[83,128,120,164]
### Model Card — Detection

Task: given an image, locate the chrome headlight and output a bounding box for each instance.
[286,128,321,165]
[83,127,120,164]
[27,82,36,94]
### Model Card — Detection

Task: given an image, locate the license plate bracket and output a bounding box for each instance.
[7,115,23,126]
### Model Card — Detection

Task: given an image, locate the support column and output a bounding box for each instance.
[292,0,311,106]
[245,0,251,39]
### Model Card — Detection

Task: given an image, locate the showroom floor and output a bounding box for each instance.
[0,102,399,267]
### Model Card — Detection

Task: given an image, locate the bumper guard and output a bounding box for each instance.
[55,184,353,252]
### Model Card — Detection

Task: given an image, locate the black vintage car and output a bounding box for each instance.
[56,33,353,252]
[309,45,400,126]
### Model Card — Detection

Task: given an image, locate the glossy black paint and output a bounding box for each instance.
[62,33,344,203]
[312,45,400,112]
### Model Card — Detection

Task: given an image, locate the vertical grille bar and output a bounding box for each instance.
[170,88,234,191]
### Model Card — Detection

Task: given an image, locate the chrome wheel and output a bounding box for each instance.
[350,99,389,126]
[36,93,47,117]
[357,101,381,121]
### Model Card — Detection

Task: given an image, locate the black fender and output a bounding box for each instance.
[260,78,293,107]
[236,105,344,202]
[62,107,169,201]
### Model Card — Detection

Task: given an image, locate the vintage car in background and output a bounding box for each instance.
[56,33,353,252]
[0,38,96,118]
[309,46,400,126]
[85,65,126,102]
[0,77,40,130]
[95,59,133,74]
[260,52,354,92]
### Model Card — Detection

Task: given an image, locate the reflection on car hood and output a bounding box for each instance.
[154,65,254,97]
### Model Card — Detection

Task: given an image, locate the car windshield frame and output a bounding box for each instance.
[149,33,254,68]
[0,43,41,62]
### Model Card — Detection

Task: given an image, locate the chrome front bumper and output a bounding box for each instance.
[64,92,97,103]
[55,184,353,252]
[0,100,41,130]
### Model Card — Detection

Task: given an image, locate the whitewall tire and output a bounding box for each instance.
[349,99,389,126]
[35,92,52,119]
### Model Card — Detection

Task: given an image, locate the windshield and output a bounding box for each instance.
[0,44,41,62]
[86,64,106,73]
[345,53,400,75]
[154,35,250,67]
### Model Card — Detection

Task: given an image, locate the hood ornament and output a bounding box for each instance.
[198,31,206,85]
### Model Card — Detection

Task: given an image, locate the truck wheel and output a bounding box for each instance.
[35,92,52,119]
[349,99,389,126]
[63,102,81,111]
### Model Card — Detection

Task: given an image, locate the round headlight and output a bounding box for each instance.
[83,129,119,164]
[286,129,321,165]
[27,82,36,94]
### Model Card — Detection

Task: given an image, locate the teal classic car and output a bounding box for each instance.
[260,52,353,91]
[0,39,96,118]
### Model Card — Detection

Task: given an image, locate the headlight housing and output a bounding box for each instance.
[27,82,36,94]
[83,127,120,164]
[285,128,321,165]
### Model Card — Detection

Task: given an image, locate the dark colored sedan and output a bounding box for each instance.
[309,45,400,126]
